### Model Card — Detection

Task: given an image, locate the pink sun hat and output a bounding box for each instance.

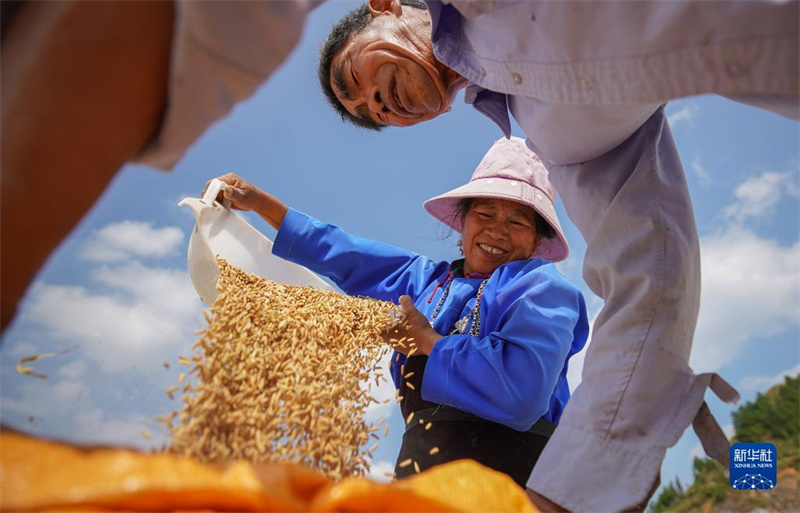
[423,137,569,263]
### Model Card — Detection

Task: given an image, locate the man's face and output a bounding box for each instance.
[329,6,456,128]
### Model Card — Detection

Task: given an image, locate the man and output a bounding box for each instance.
[1,0,318,331]
[318,0,798,511]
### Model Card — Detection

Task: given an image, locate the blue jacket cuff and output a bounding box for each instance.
[272,208,308,261]
[421,334,459,406]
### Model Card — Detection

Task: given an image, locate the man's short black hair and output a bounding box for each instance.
[318,0,428,131]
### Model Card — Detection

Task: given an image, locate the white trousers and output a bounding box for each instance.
[528,107,739,512]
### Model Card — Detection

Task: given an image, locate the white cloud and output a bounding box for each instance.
[687,167,800,372]
[723,423,735,438]
[667,103,699,130]
[569,218,798,386]
[367,459,396,482]
[566,300,600,392]
[364,350,397,423]
[52,378,87,403]
[93,261,201,315]
[5,215,394,452]
[2,377,87,419]
[554,256,580,284]
[74,409,166,448]
[723,171,799,223]
[19,261,204,372]
[1,380,161,449]
[5,340,39,358]
[57,359,89,380]
[691,157,712,186]
[739,364,800,392]
[81,221,184,262]
[566,346,585,393]
[690,226,800,372]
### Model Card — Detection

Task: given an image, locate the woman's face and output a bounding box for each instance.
[461,199,539,275]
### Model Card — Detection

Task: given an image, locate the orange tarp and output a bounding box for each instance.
[0,431,537,512]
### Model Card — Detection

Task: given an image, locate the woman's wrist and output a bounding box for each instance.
[256,192,288,230]
[421,330,442,355]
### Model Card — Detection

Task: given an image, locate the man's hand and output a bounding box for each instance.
[384,295,441,356]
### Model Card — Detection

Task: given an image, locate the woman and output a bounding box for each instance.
[207,137,589,486]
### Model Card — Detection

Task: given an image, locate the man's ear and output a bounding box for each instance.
[368,0,403,18]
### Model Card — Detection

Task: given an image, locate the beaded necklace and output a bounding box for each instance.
[428,274,490,337]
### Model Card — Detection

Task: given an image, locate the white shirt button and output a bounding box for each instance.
[512,72,523,85]
[725,59,749,78]
[578,75,594,90]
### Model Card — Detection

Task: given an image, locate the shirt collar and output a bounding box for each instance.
[450,259,492,279]
[425,1,512,139]
[441,0,497,20]
[464,85,512,138]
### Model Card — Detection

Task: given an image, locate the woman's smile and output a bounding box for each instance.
[476,242,507,256]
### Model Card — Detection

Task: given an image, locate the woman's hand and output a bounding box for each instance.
[203,172,265,212]
[203,173,288,230]
[385,296,442,356]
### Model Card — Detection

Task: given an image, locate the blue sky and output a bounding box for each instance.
[2,0,798,496]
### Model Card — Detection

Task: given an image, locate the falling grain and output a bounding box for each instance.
[164,259,395,479]
[164,386,178,400]
[15,345,79,379]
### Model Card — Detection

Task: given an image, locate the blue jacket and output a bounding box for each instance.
[273,209,589,431]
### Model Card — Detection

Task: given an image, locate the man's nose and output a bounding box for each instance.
[366,86,389,116]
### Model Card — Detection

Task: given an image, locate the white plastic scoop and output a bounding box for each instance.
[178,179,335,304]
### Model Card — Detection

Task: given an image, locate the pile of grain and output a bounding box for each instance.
[165,259,394,479]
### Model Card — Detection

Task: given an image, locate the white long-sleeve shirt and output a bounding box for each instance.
[133,0,320,170]
[427,1,796,511]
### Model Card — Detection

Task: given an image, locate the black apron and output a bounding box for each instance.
[393,354,555,487]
